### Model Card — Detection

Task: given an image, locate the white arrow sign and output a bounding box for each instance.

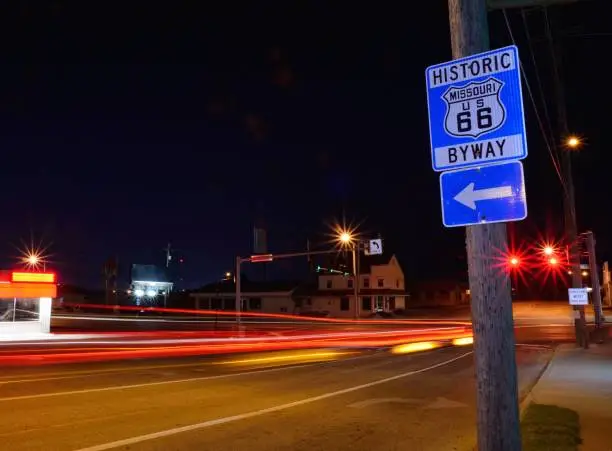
[454,182,513,210]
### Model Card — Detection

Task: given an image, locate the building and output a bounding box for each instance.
[190,280,300,314]
[189,254,408,318]
[410,280,470,307]
[0,270,57,337]
[130,264,173,306]
[298,254,408,317]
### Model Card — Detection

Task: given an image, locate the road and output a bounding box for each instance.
[50,301,604,333]
[0,344,552,451]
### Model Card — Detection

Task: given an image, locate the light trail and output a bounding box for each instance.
[0,326,473,366]
[59,303,471,326]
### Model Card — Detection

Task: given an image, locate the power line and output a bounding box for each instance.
[502,9,567,194]
[521,8,556,157]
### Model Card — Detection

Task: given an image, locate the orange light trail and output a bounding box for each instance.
[59,303,470,326]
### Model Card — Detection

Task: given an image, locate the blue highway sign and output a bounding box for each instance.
[440,161,527,228]
[426,46,527,172]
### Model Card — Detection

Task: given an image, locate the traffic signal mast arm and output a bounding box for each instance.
[241,249,341,264]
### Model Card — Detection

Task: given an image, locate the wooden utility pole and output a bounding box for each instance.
[584,231,604,327]
[448,1,522,450]
[544,6,588,347]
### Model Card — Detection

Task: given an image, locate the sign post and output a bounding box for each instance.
[426,1,528,449]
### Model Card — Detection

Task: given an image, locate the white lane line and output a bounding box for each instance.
[0,361,219,384]
[73,351,472,451]
[0,353,377,401]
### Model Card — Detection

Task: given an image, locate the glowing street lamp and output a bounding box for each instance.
[338,230,353,246]
[26,254,40,265]
[21,251,47,271]
[566,136,581,149]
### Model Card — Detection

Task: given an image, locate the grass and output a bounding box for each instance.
[522,403,582,451]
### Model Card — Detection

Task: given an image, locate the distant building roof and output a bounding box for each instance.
[131,264,169,283]
[409,279,469,291]
[294,288,409,297]
[194,279,301,294]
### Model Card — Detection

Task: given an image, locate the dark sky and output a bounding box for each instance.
[1,1,610,288]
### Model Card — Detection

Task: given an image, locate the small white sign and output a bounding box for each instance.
[568,288,588,305]
[365,239,383,256]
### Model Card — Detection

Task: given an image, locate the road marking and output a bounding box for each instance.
[0,352,376,400]
[0,361,219,384]
[73,351,472,451]
[423,397,468,409]
[348,397,421,408]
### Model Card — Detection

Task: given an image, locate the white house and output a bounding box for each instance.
[296,254,408,318]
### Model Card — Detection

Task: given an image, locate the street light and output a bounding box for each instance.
[339,231,353,245]
[336,227,359,319]
[26,254,40,266]
[566,136,581,149]
[22,251,47,271]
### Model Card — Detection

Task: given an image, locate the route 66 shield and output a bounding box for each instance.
[442,77,506,139]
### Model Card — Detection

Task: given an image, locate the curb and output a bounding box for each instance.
[518,345,557,418]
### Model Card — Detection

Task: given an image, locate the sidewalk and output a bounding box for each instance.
[527,339,612,451]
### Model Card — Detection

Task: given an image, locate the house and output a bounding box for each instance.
[190,280,300,314]
[189,254,409,318]
[410,280,470,307]
[296,254,409,318]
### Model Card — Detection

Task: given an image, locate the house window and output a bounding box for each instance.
[340,297,350,311]
[249,297,262,310]
[362,296,372,311]
[280,307,288,312]
[347,279,353,288]
[377,278,384,287]
[396,279,400,288]
[363,278,370,288]
[326,279,332,289]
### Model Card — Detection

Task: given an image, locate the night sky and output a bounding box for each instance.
[1,1,610,289]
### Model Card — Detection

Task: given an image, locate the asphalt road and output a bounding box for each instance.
[50,301,603,333]
[0,345,552,451]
